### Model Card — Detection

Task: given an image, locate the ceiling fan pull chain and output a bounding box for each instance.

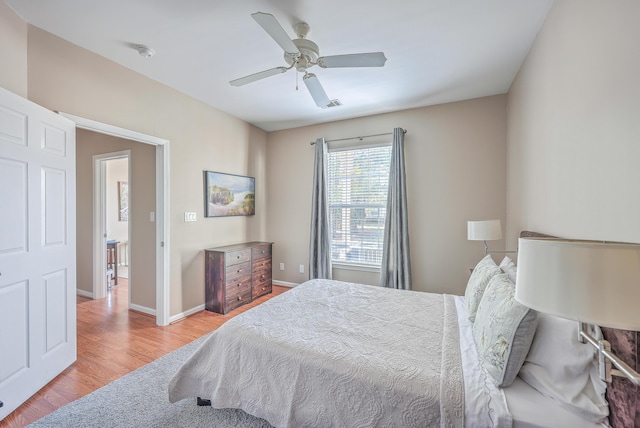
[296,71,299,91]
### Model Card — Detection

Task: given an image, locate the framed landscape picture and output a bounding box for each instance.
[204,171,255,217]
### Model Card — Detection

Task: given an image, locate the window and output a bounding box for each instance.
[327,144,392,267]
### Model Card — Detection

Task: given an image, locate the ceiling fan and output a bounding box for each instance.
[229,12,387,108]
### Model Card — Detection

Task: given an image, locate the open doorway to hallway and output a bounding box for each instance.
[65,112,170,326]
[105,156,130,292]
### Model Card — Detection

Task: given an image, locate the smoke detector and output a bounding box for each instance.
[136,45,155,58]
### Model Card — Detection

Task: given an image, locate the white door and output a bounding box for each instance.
[0,87,76,419]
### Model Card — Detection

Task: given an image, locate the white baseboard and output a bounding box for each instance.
[272,280,298,288]
[130,303,155,316]
[76,289,93,298]
[164,283,296,325]
[169,304,206,324]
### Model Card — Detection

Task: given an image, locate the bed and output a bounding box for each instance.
[169,239,613,427]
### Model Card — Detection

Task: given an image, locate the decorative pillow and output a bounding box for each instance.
[518,313,609,424]
[464,254,502,323]
[473,274,538,387]
[498,256,517,284]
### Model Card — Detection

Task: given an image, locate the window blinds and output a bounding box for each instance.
[327,144,392,266]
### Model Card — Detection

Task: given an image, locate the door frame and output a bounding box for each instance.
[59,112,171,326]
[93,151,130,302]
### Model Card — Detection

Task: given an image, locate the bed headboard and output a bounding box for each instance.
[519,231,639,428]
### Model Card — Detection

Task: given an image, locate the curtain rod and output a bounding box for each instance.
[309,129,407,145]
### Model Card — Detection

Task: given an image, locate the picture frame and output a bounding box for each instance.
[118,181,128,221]
[204,171,255,217]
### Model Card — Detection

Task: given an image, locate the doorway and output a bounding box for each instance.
[60,112,170,326]
[98,153,130,303]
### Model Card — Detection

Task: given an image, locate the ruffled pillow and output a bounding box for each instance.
[499,256,517,283]
[473,274,538,387]
[464,254,502,323]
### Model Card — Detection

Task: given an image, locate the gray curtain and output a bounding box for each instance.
[309,138,332,279]
[380,128,412,290]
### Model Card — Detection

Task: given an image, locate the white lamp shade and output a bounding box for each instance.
[467,220,502,241]
[515,238,640,331]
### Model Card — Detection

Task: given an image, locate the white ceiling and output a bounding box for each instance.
[6,0,554,132]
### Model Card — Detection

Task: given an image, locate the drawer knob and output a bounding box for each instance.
[261,275,265,279]
[262,287,266,291]
[237,269,242,273]
[262,250,265,253]
[237,282,241,287]
[237,255,241,259]
[237,296,241,301]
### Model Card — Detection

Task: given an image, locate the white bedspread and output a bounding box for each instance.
[168,279,465,427]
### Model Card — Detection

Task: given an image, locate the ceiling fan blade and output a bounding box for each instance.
[303,73,331,108]
[318,52,387,68]
[251,12,300,55]
[229,67,288,87]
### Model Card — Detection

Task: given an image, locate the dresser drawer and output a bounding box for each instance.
[225,277,251,299]
[253,268,271,285]
[225,291,252,313]
[226,262,251,281]
[252,257,271,273]
[252,282,272,300]
[226,274,251,294]
[226,249,251,266]
[251,244,271,260]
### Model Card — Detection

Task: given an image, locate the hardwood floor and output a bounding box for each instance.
[1,278,289,428]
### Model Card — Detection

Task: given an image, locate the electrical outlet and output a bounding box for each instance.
[299,264,305,273]
[184,212,197,222]
[279,263,285,271]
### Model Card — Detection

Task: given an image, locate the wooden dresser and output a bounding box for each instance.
[204,241,273,314]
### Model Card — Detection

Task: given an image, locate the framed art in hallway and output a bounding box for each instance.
[118,181,128,221]
[204,171,255,217]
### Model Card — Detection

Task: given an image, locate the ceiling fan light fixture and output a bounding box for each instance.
[293,22,310,39]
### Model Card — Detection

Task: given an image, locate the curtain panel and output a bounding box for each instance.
[309,138,332,279]
[380,128,412,290]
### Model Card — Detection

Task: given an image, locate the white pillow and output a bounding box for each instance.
[518,313,609,424]
[464,254,502,323]
[473,274,538,387]
[499,256,517,283]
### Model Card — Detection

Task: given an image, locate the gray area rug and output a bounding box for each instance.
[28,335,273,427]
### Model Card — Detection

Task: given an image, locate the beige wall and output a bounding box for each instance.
[0,1,27,97]
[506,0,640,247]
[25,26,268,317]
[267,95,508,295]
[76,130,156,308]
